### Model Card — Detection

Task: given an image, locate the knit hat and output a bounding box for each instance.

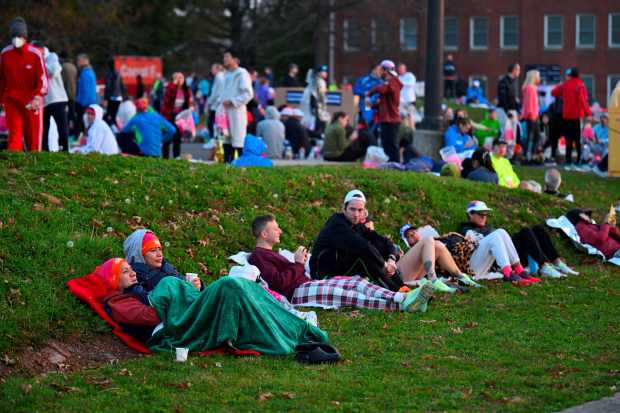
[141,231,162,256]
[135,97,149,112]
[9,17,27,39]
[96,258,125,290]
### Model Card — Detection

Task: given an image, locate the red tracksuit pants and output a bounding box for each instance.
[5,98,43,152]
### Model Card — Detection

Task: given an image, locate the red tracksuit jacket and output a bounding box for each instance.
[551,77,591,120]
[0,42,48,106]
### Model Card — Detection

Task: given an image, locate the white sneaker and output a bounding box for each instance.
[554,261,579,276]
[540,263,565,278]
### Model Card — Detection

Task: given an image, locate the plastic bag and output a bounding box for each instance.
[364,145,389,164]
[175,109,196,138]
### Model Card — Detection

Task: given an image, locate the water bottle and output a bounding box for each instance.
[284,145,293,160]
[299,147,306,160]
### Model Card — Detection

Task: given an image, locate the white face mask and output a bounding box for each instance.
[12,37,25,48]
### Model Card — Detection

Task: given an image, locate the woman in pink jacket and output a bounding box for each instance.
[521,70,541,162]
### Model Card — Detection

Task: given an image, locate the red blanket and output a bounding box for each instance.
[67,273,260,357]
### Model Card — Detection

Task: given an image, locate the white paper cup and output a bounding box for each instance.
[175,347,189,362]
[185,273,198,283]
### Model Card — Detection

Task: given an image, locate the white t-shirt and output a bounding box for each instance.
[399,72,416,104]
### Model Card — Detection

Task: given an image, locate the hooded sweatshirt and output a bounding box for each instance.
[121,109,176,157]
[44,50,68,106]
[79,104,120,155]
[369,75,403,124]
[256,106,285,159]
[231,134,273,167]
[123,229,184,291]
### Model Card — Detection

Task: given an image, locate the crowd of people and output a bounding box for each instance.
[84,187,620,357]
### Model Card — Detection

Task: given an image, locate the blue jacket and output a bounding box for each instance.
[232,134,273,167]
[465,86,488,105]
[122,111,176,157]
[76,66,97,107]
[353,73,382,115]
[444,125,477,153]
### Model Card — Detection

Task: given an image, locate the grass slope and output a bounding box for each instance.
[1,152,619,412]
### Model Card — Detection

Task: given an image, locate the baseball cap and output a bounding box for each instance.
[493,137,507,146]
[343,189,366,205]
[280,107,294,116]
[292,108,304,118]
[380,59,397,76]
[466,200,492,214]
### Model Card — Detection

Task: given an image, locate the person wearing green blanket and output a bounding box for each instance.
[99,258,329,356]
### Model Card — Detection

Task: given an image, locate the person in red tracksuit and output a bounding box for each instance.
[0,17,48,152]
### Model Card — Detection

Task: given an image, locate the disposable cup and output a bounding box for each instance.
[185,273,198,283]
[175,347,189,362]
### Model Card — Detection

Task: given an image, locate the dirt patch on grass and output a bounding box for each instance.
[0,334,143,380]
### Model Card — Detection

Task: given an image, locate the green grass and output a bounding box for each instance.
[1,152,619,412]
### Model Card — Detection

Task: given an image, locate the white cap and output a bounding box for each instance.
[380,59,397,76]
[280,107,294,116]
[344,189,366,205]
[473,80,480,87]
[292,108,304,118]
[466,200,492,214]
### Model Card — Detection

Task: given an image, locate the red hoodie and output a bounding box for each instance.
[551,77,591,120]
[0,42,48,105]
[370,75,402,124]
[575,222,620,259]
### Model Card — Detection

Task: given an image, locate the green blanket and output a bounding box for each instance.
[147,277,328,355]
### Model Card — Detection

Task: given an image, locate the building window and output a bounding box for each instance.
[500,16,519,49]
[544,15,563,49]
[372,17,390,52]
[608,75,620,105]
[343,19,361,52]
[581,75,595,104]
[576,14,595,48]
[470,17,488,50]
[400,17,418,50]
[609,13,620,48]
[445,16,458,50]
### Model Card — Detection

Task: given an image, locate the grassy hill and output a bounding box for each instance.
[1,152,619,412]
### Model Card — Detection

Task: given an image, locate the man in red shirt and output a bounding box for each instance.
[551,67,591,168]
[0,17,48,152]
[368,59,402,162]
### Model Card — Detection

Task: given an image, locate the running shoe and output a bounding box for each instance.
[518,272,541,283]
[503,273,531,286]
[456,273,483,288]
[554,260,579,276]
[540,263,564,278]
[432,278,457,294]
[400,282,435,313]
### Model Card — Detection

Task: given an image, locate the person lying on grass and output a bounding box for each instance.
[123,229,203,291]
[97,258,330,355]
[457,201,537,286]
[566,208,620,260]
[309,189,458,294]
[399,224,482,290]
[248,214,434,313]
[460,201,578,280]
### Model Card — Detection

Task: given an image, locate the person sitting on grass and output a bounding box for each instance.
[443,117,477,155]
[322,111,375,162]
[123,229,202,291]
[310,190,459,294]
[74,105,120,155]
[490,138,520,188]
[474,108,500,148]
[118,97,176,157]
[462,148,498,184]
[98,258,330,355]
[399,224,482,290]
[457,201,537,286]
[248,214,434,313]
[543,168,573,202]
[566,208,620,260]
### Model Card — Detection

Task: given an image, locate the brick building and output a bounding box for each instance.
[331,0,620,106]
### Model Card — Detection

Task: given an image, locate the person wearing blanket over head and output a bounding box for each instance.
[98,257,329,355]
[248,214,434,313]
[566,208,620,259]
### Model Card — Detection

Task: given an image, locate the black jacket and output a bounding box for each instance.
[310,213,403,290]
[458,221,495,238]
[131,260,183,292]
[497,74,519,111]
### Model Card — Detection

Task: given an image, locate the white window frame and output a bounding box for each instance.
[469,16,488,50]
[576,14,596,49]
[607,74,620,106]
[581,74,595,103]
[609,13,620,48]
[400,17,418,51]
[544,15,564,50]
[343,19,360,52]
[445,16,458,51]
[500,16,519,50]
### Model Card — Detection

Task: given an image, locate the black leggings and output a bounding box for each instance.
[512,224,559,265]
[563,119,582,165]
[163,129,182,159]
[380,122,400,162]
[43,102,69,151]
